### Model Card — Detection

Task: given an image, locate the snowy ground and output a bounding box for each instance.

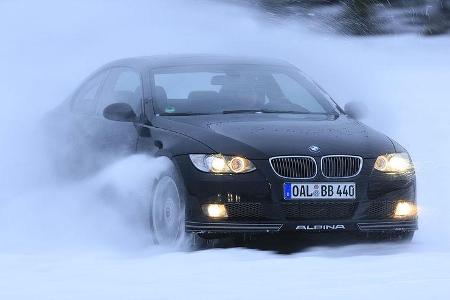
[1,244,449,300]
[0,0,450,299]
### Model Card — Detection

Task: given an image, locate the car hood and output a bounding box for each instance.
[154,114,395,159]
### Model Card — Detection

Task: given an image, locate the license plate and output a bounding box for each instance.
[284,183,356,200]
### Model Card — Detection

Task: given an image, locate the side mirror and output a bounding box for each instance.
[103,103,137,122]
[344,101,368,120]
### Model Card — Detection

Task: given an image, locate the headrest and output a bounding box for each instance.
[154,86,167,101]
[154,86,168,113]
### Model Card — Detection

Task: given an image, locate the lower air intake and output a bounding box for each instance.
[225,203,264,220]
[282,201,357,220]
[365,200,398,219]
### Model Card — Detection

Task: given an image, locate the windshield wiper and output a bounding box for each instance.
[161,110,339,117]
[222,109,334,115]
[158,112,213,116]
[261,110,307,114]
[222,109,263,114]
[260,110,336,115]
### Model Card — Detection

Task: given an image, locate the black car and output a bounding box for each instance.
[51,54,418,245]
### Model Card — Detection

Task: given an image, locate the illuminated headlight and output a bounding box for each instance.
[202,204,228,218]
[374,153,414,173]
[189,154,256,174]
[394,201,418,218]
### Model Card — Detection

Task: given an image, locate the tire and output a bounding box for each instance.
[149,165,215,249]
[149,168,187,247]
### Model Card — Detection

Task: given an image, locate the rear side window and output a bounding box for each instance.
[98,67,143,113]
[72,70,108,115]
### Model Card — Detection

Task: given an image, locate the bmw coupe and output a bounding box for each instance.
[51,55,418,245]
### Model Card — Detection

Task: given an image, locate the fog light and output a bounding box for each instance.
[202,204,228,219]
[394,201,417,218]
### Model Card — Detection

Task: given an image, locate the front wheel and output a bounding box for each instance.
[149,168,223,249]
[150,175,186,246]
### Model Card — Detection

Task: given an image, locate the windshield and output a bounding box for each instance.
[151,65,339,116]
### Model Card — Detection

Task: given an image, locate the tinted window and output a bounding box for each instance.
[152,65,336,115]
[98,67,142,113]
[72,70,108,115]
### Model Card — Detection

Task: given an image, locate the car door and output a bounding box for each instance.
[95,67,142,157]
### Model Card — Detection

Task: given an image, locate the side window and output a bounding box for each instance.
[98,67,143,114]
[72,70,108,115]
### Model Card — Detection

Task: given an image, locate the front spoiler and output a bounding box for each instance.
[186,222,283,232]
[357,220,418,232]
[186,219,418,233]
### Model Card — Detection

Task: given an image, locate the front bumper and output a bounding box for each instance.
[186,219,418,233]
[174,155,418,234]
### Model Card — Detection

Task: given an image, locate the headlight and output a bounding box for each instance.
[374,153,414,173]
[189,154,256,174]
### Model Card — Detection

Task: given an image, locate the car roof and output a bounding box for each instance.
[102,54,295,71]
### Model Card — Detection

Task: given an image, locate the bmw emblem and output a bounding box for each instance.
[309,145,320,153]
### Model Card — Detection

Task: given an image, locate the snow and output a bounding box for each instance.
[0,0,450,299]
[1,247,449,300]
